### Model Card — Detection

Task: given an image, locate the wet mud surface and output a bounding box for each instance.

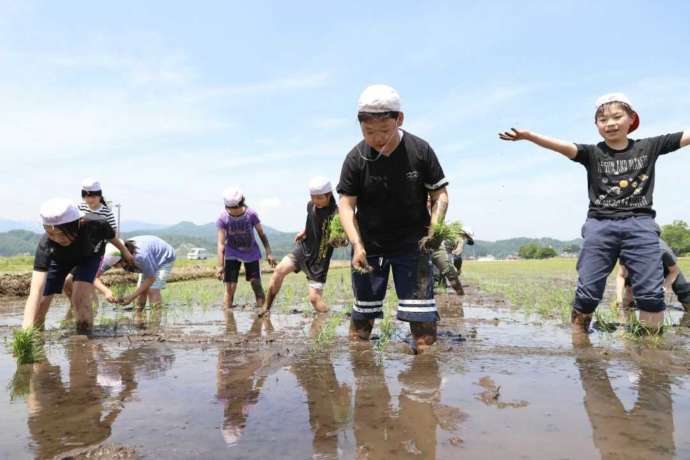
[1,286,689,459]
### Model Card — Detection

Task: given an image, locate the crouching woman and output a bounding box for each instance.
[23,198,134,334]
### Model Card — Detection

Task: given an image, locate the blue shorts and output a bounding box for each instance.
[351,251,438,323]
[44,254,102,296]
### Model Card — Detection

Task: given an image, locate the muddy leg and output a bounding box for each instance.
[410,321,437,353]
[250,278,265,309]
[224,282,237,309]
[638,311,665,333]
[148,288,162,308]
[23,295,54,330]
[71,281,95,334]
[308,287,328,313]
[448,278,465,296]
[261,257,295,316]
[136,288,148,310]
[63,274,75,321]
[349,319,374,341]
[571,309,593,347]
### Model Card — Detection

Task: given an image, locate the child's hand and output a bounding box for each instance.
[267,255,277,268]
[294,230,306,243]
[499,128,530,142]
[105,291,117,303]
[216,267,224,281]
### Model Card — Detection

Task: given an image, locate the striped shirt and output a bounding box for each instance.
[78,202,118,233]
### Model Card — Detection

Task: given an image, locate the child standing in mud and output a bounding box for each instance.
[500,93,690,333]
[63,178,118,302]
[337,84,450,352]
[216,187,277,310]
[260,177,341,316]
[22,198,134,333]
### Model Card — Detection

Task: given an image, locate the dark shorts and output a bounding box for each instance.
[43,254,102,296]
[351,251,438,323]
[224,259,261,283]
[288,245,329,284]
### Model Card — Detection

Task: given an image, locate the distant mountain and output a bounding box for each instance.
[120,220,168,232]
[0,230,41,256]
[0,219,42,233]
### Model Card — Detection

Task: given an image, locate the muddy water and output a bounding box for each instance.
[1,289,689,459]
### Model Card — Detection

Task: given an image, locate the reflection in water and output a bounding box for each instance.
[349,345,461,459]
[18,336,174,459]
[574,336,676,459]
[216,314,275,447]
[291,339,352,458]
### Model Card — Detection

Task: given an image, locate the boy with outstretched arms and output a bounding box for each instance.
[500,93,690,332]
[337,84,449,352]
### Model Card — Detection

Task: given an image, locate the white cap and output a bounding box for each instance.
[223,187,244,207]
[81,177,102,192]
[463,226,474,238]
[595,92,633,110]
[40,198,84,226]
[308,176,332,195]
[101,242,123,272]
[357,84,401,113]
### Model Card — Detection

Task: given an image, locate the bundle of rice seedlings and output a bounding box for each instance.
[425,221,464,249]
[11,328,45,365]
[328,215,349,247]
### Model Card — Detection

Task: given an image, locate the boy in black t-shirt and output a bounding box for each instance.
[337,84,449,352]
[261,177,340,316]
[23,198,134,334]
[500,93,690,333]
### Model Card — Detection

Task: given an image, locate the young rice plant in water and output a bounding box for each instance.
[11,327,45,365]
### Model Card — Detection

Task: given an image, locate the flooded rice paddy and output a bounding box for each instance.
[1,279,689,459]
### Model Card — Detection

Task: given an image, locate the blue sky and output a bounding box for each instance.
[1,0,689,240]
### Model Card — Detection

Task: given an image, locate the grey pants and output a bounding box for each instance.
[574,216,665,314]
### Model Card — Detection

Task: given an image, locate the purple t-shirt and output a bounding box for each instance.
[216,208,262,262]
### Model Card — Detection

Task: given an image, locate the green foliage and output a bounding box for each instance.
[561,244,581,254]
[660,220,690,255]
[0,230,40,257]
[327,215,348,247]
[518,243,557,259]
[428,221,463,248]
[11,328,45,364]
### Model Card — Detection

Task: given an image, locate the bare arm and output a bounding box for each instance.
[664,264,680,291]
[338,195,370,271]
[217,229,225,273]
[121,276,156,305]
[499,128,578,160]
[681,130,690,148]
[428,186,449,226]
[23,271,48,329]
[255,224,276,267]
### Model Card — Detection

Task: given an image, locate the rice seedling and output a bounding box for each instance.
[327,214,349,247]
[313,309,348,350]
[10,328,45,365]
[7,365,33,400]
[375,295,398,352]
[426,221,463,249]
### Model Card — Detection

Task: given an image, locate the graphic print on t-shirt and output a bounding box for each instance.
[225,218,254,250]
[594,153,650,209]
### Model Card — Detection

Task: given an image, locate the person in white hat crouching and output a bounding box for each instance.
[23,198,134,334]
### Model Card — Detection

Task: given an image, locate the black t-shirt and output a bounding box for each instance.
[300,197,338,267]
[33,215,115,271]
[337,130,448,256]
[573,133,683,218]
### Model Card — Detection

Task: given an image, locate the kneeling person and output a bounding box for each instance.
[262,177,340,316]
